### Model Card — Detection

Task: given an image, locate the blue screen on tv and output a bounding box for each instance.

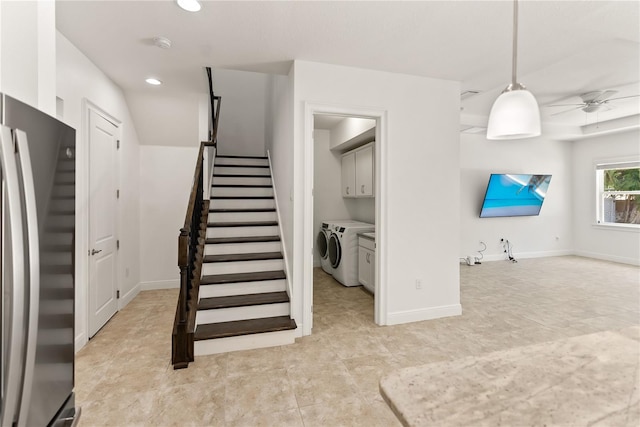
[480,174,552,218]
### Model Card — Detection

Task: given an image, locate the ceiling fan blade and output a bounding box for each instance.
[592,90,618,102]
[546,103,585,107]
[580,91,605,103]
[605,94,640,102]
[550,106,584,116]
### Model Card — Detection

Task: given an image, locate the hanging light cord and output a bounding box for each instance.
[511,0,518,87]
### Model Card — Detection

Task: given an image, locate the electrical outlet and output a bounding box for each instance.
[415,279,422,290]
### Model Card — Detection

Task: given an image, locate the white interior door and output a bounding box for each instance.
[88,109,118,337]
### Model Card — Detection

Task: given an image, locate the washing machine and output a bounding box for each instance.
[317,220,351,275]
[317,222,334,274]
[328,221,375,287]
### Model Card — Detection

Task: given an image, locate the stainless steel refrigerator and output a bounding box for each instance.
[1,94,79,426]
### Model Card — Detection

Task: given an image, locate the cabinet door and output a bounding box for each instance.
[369,248,376,293]
[341,151,356,198]
[358,246,372,288]
[355,144,374,197]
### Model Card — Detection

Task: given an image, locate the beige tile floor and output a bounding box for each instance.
[76,256,640,426]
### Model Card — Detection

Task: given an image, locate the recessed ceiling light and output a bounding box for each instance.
[177,0,201,12]
[145,78,162,86]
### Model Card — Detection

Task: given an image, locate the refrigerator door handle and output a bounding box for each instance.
[14,129,40,427]
[0,125,26,427]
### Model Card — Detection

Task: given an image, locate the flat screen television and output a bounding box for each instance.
[480,174,552,218]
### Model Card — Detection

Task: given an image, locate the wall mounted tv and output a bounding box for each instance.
[480,174,552,218]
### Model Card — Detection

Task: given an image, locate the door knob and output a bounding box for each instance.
[91,249,102,256]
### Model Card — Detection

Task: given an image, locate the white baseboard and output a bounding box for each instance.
[476,249,574,263]
[74,332,87,354]
[139,279,180,290]
[573,250,640,266]
[386,303,462,326]
[118,283,140,309]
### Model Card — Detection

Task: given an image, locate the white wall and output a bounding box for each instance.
[56,32,141,350]
[572,129,640,265]
[214,68,270,157]
[0,0,56,115]
[292,61,461,326]
[313,129,351,266]
[267,70,295,289]
[126,91,202,147]
[459,133,574,261]
[330,117,375,149]
[139,146,199,288]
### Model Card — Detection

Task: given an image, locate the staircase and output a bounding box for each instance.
[193,155,297,355]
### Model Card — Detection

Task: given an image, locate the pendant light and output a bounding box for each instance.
[486,0,541,140]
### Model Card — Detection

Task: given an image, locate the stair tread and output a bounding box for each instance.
[201,270,286,285]
[198,291,289,311]
[214,164,269,168]
[208,221,277,227]
[216,155,268,159]
[211,184,272,188]
[204,251,283,263]
[210,208,275,213]
[213,174,271,178]
[195,316,296,341]
[210,196,274,199]
[206,236,280,244]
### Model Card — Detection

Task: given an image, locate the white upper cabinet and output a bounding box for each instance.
[341,151,356,197]
[355,144,373,197]
[342,142,374,198]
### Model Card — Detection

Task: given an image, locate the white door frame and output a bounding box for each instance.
[302,102,388,335]
[80,99,121,343]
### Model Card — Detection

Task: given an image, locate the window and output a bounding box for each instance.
[596,161,640,226]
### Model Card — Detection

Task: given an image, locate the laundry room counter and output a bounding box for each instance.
[359,231,375,241]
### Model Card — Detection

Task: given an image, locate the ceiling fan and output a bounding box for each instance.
[547,90,640,116]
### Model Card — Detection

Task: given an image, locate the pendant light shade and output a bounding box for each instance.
[487,86,541,139]
[486,0,541,140]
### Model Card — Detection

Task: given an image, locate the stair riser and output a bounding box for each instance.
[58,162,75,172]
[48,215,75,228]
[199,279,287,298]
[44,232,73,246]
[213,166,270,176]
[53,185,75,198]
[210,187,273,197]
[213,176,272,186]
[211,199,275,210]
[208,211,277,223]
[41,252,73,266]
[196,302,290,324]
[202,259,284,276]
[55,172,75,184]
[205,241,281,255]
[50,199,75,212]
[215,157,269,167]
[207,226,279,238]
[194,329,296,356]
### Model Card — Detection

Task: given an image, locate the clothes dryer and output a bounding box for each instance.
[317,220,351,275]
[328,221,375,287]
[317,222,333,274]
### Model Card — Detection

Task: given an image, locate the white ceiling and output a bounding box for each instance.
[57,0,640,136]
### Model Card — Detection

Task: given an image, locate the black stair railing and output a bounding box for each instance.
[206,66,221,146]
[172,68,221,369]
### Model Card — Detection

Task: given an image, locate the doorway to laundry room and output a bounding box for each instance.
[310,112,379,334]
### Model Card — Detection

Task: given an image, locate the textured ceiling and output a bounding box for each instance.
[57,0,640,133]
